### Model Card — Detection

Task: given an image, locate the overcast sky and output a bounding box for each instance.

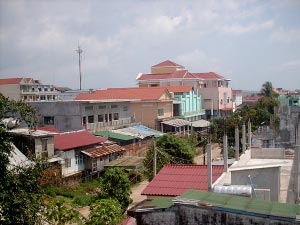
[0,0,299,91]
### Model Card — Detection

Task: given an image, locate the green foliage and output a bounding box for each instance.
[143,134,195,180]
[73,194,96,207]
[44,199,83,225]
[0,94,44,224]
[97,167,132,212]
[86,198,124,225]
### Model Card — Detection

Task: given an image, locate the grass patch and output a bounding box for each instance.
[72,194,96,207]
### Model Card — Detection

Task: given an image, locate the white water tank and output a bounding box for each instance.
[213,185,252,197]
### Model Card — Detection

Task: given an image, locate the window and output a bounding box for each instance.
[85,106,93,111]
[38,88,42,91]
[88,115,94,123]
[111,105,118,109]
[40,96,46,100]
[109,114,112,121]
[44,116,54,125]
[98,105,106,110]
[92,159,97,172]
[98,114,104,122]
[44,88,48,91]
[123,106,128,111]
[82,116,86,125]
[65,158,71,168]
[75,155,84,165]
[105,114,108,122]
[50,88,54,91]
[227,97,230,103]
[158,108,164,116]
[113,113,119,120]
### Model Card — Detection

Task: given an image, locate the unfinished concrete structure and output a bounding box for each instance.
[214,147,298,204]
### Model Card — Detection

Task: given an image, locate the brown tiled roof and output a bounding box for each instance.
[0,78,23,85]
[81,144,125,158]
[165,86,193,93]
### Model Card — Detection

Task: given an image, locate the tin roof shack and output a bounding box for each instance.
[214,148,297,204]
[128,190,300,225]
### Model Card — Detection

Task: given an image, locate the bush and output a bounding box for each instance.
[72,194,95,207]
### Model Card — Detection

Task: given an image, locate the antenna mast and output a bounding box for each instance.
[76,45,83,90]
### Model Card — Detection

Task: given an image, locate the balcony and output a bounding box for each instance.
[177,109,205,118]
[86,117,140,132]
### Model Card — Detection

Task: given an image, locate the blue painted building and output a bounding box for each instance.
[166,86,205,122]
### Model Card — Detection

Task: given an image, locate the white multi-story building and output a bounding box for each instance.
[0,77,59,101]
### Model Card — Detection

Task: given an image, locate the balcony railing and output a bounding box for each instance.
[86,118,139,131]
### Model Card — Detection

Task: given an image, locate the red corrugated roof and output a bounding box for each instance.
[37,125,60,133]
[142,164,224,196]
[165,86,193,93]
[0,78,23,85]
[137,70,195,81]
[152,60,184,68]
[75,87,170,101]
[192,72,224,79]
[54,130,107,151]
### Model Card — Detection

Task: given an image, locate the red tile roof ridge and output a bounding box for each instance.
[151,60,185,68]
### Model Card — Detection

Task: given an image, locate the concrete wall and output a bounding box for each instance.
[30,101,83,132]
[130,101,173,129]
[34,136,55,158]
[251,148,285,159]
[0,84,21,100]
[133,205,295,225]
[151,67,177,74]
[231,167,280,201]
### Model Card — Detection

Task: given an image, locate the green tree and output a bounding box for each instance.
[0,94,45,224]
[143,134,195,180]
[260,81,274,97]
[97,167,132,212]
[87,198,124,225]
[44,199,83,225]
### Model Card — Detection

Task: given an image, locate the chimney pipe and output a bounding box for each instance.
[242,123,246,154]
[207,144,212,191]
[223,134,228,172]
[235,126,239,161]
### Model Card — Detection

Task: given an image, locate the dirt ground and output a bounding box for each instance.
[194,143,222,165]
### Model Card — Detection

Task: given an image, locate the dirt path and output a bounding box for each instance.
[194,143,222,165]
[130,180,149,204]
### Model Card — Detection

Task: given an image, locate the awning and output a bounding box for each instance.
[161,119,191,127]
[191,119,210,128]
[82,144,125,158]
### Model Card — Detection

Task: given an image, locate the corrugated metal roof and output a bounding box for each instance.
[54,130,107,151]
[142,164,224,196]
[81,144,125,158]
[114,125,163,139]
[94,131,135,141]
[161,119,191,127]
[179,189,300,219]
[191,119,210,128]
[104,156,144,169]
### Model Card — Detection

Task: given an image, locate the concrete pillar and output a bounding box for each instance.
[223,134,228,172]
[242,124,246,154]
[207,144,212,191]
[295,145,300,203]
[235,126,239,161]
[248,119,252,149]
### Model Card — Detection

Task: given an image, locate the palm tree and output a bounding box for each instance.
[261,81,273,97]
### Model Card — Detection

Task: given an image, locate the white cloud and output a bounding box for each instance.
[222,20,274,35]
[271,28,300,43]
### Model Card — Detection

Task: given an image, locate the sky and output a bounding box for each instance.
[0,0,300,91]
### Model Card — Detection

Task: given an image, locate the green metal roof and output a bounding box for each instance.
[94,131,135,141]
[142,197,174,209]
[179,189,300,219]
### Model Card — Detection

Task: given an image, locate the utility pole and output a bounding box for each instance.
[153,136,157,177]
[76,45,83,90]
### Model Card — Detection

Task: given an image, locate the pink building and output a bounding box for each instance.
[136,60,233,118]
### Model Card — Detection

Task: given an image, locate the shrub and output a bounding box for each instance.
[72,194,95,207]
